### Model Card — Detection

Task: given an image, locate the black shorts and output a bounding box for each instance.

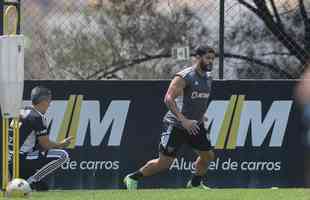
[159,122,212,157]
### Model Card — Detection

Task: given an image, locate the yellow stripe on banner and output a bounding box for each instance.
[5,118,9,186]
[15,126,20,178]
[13,120,15,179]
[215,95,237,149]
[57,95,76,143]
[67,95,83,149]
[2,118,7,190]
[5,118,9,189]
[226,95,245,150]
[13,118,20,179]
[2,118,5,190]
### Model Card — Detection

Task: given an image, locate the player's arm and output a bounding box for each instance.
[164,76,186,121]
[33,117,72,150]
[164,76,200,135]
[38,135,73,150]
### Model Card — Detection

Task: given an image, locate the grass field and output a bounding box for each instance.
[0,189,309,200]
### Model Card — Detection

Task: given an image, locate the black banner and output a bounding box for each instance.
[0,80,307,189]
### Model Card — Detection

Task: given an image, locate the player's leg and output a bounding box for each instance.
[18,151,46,191]
[19,153,36,181]
[124,152,175,189]
[195,150,214,176]
[24,149,69,190]
[124,123,184,190]
[188,150,214,188]
[138,152,175,177]
[187,123,214,188]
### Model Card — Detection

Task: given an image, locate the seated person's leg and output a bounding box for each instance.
[24,149,69,190]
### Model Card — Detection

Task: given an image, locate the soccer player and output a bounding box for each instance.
[9,86,73,191]
[124,45,216,189]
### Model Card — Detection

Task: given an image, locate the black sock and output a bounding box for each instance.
[191,175,202,187]
[129,171,144,181]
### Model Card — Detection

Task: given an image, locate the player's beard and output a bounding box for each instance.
[200,61,213,72]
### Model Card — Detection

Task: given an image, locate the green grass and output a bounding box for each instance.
[1,189,309,200]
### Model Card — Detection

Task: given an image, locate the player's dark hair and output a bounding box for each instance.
[194,45,215,57]
[31,86,52,105]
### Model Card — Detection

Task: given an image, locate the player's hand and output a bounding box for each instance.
[60,136,74,148]
[181,118,200,135]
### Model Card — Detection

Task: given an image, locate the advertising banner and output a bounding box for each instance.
[168,80,305,188]
[0,80,306,189]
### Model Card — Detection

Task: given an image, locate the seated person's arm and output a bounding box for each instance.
[38,135,72,150]
[33,117,72,150]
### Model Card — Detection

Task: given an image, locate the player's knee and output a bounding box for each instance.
[158,157,174,169]
[200,151,215,162]
[146,157,173,170]
[59,150,69,162]
[196,157,208,167]
[208,151,215,161]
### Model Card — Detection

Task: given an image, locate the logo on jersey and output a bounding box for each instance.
[191,91,209,99]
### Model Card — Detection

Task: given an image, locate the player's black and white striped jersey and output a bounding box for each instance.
[9,106,49,155]
[163,66,212,128]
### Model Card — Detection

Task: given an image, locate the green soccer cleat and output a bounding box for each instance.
[186,180,210,190]
[123,175,138,190]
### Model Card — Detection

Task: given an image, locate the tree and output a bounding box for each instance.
[36,0,210,79]
[225,0,310,78]
[23,0,308,79]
